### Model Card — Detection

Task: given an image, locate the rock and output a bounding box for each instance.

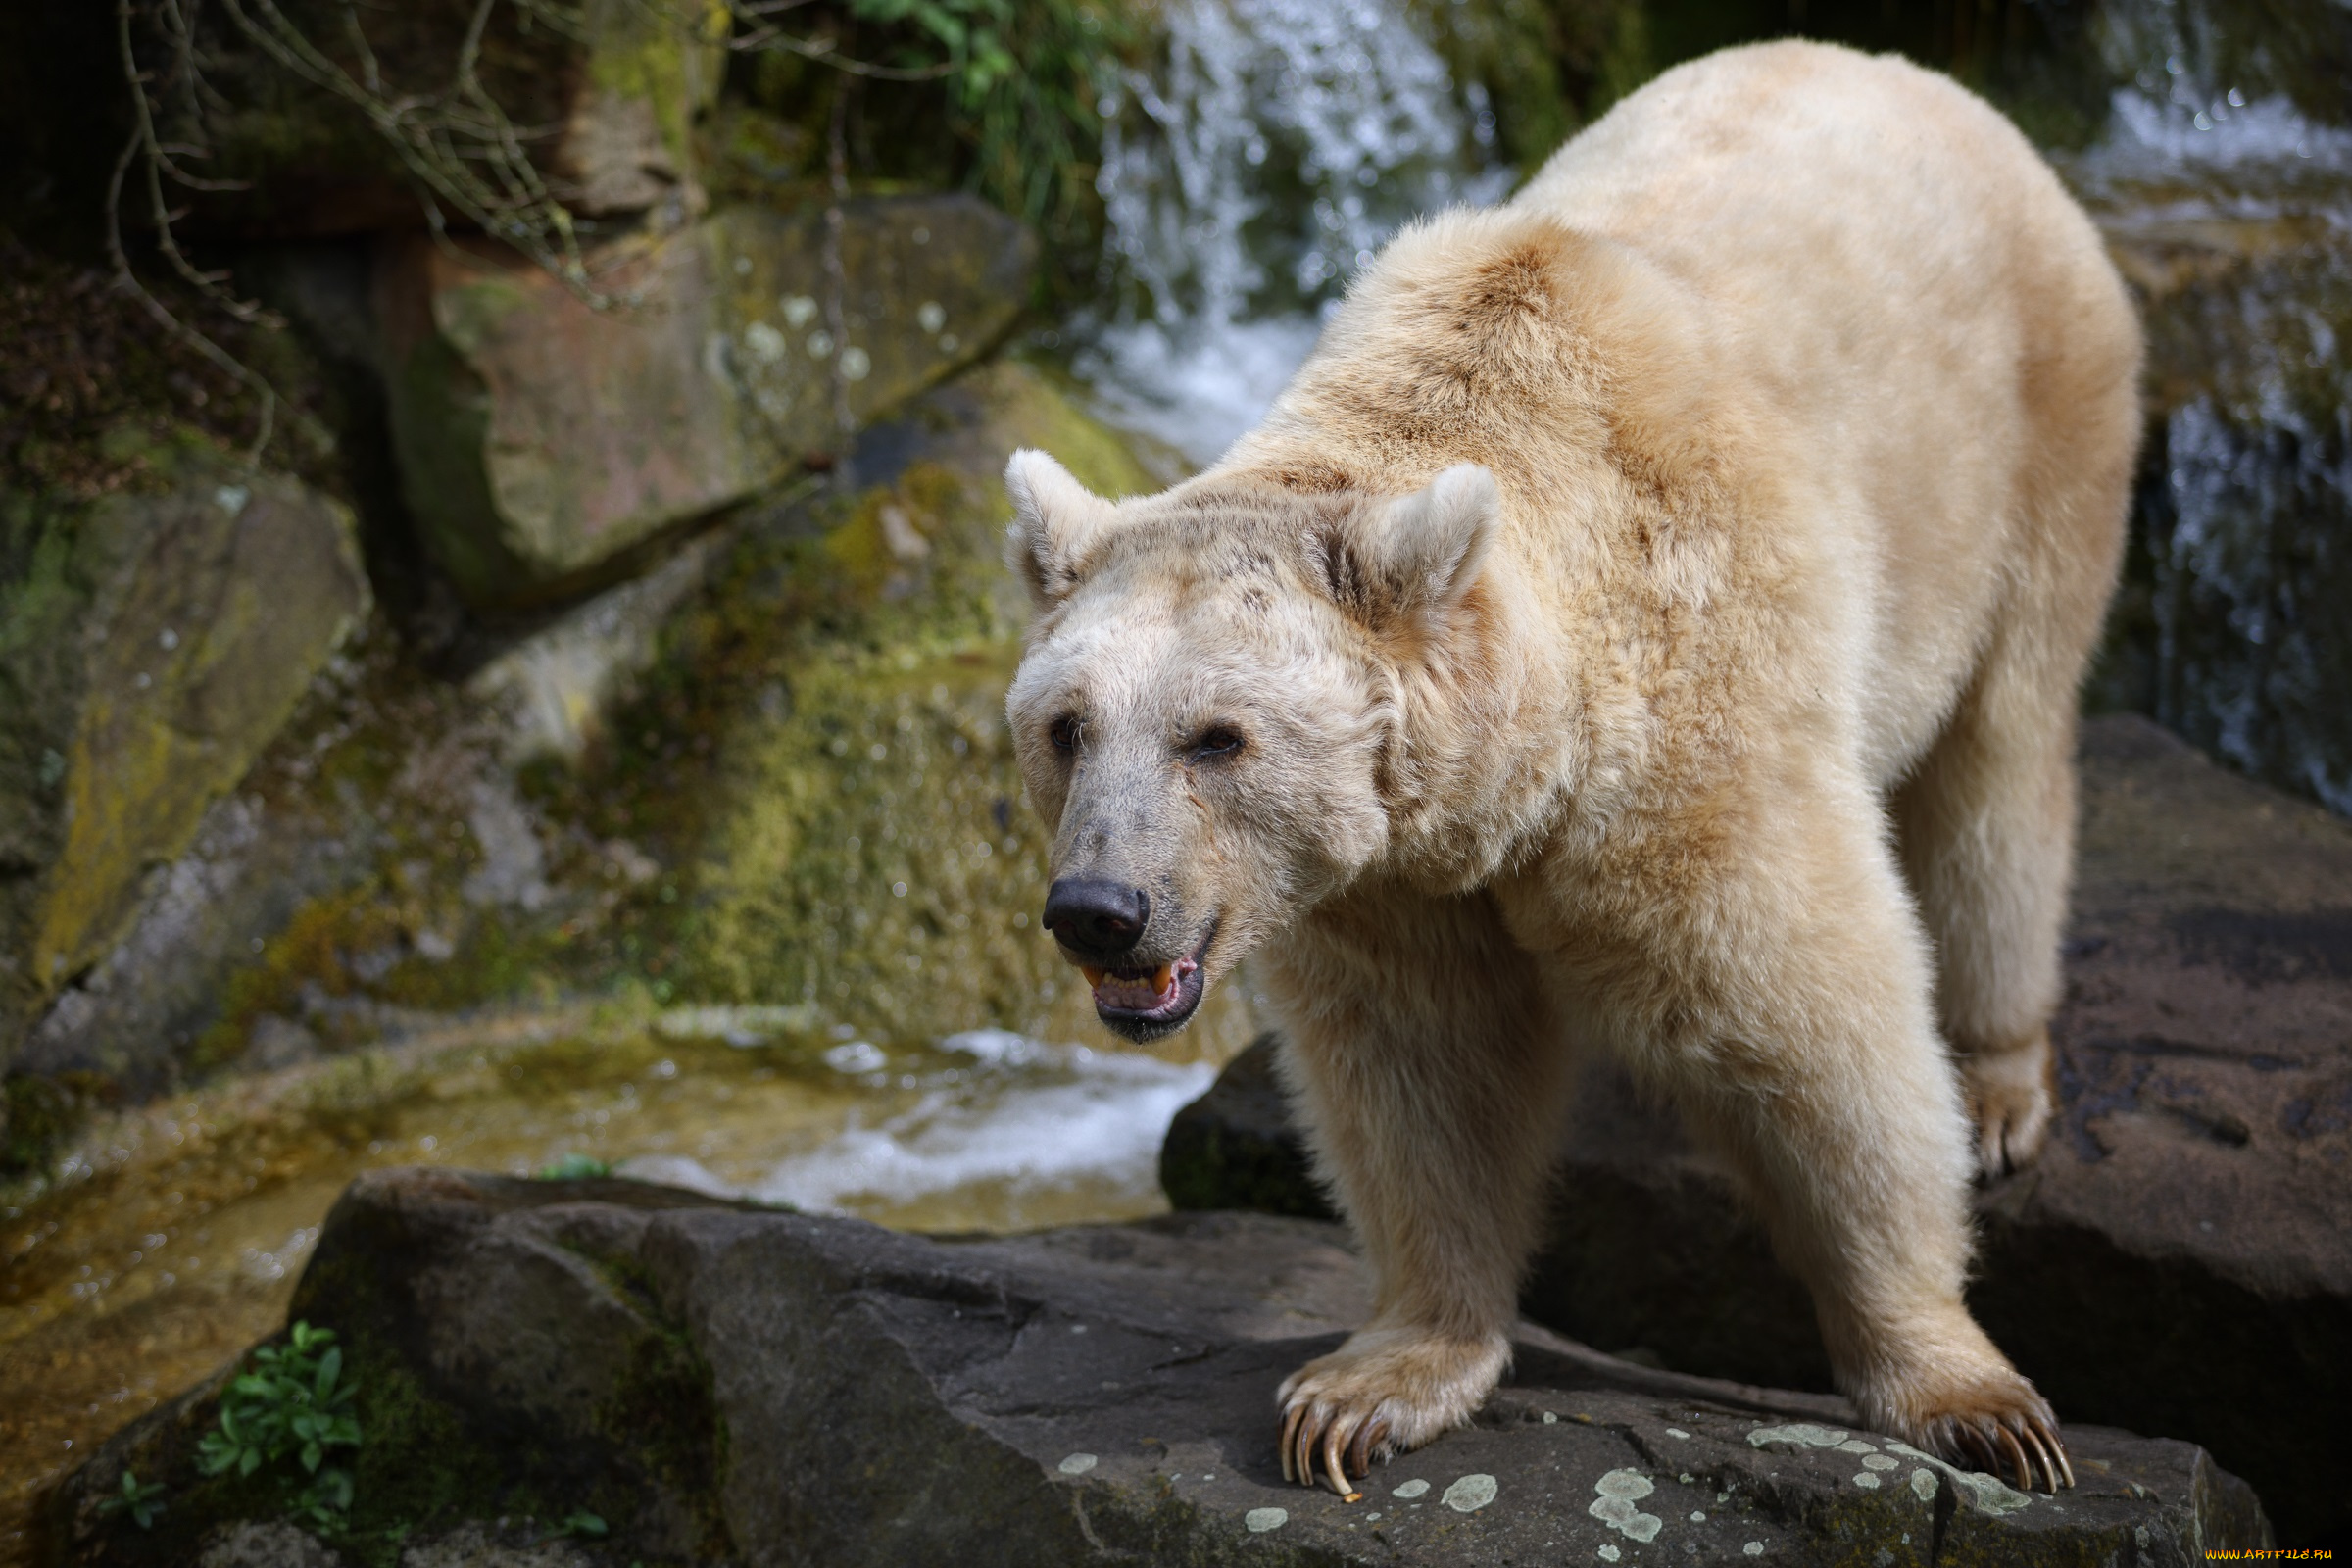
[1160,1033,1336,1220]
[463,530,725,765]
[47,1166,2271,1565]
[1160,714,2352,1546]
[2069,141,2352,813]
[680,357,1270,1055]
[0,434,370,1065]
[375,195,1035,608]
[166,0,724,238]
[197,1520,343,1568]
[238,1015,322,1074]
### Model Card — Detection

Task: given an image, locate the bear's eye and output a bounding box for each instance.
[1049,714,1081,754]
[1188,725,1245,762]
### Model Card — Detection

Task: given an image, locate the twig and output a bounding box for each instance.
[107,0,328,466]
[822,65,857,490]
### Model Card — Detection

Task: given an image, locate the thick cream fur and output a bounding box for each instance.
[1006,41,2138,1468]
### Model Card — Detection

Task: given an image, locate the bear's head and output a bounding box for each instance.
[1003,449,1501,1042]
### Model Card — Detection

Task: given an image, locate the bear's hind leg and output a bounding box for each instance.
[1265,886,1559,1493]
[1558,791,2071,1492]
[1895,632,2086,1177]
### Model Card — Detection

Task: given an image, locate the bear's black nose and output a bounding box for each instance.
[1042,878,1151,961]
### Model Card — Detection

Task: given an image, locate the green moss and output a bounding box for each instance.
[0,1070,100,1175]
[667,454,1058,1040]
[573,1249,736,1557]
[325,1362,539,1565]
[585,0,727,195]
[1416,0,1656,175]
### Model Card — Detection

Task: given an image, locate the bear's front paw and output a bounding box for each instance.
[1960,1029,2055,1177]
[1876,1360,2074,1494]
[1275,1326,1508,1494]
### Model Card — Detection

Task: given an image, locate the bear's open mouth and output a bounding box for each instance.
[1080,921,1216,1039]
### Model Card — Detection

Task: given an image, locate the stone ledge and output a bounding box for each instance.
[48,1166,2268,1566]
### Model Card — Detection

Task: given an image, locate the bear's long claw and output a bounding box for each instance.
[1279,1404,1302,1483]
[2016,1422,2048,1492]
[1994,1425,2032,1492]
[1321,1417,1351,1493]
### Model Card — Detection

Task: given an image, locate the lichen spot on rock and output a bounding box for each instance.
[1245,1507,1288,1533]
[1666,1427,1690,1439]
[1444,1474,1498,1512]
[1747,1423,1849,1450]
[1391,1479,1430,1499]
[1853,1471,1882,1489]
[1863,1454,1900,1471]
[918,301,947,333]
[743,321,785,363]
[1910,1469,1937,1501]
[1838,1439,1878,1454]
[1744,1544,1766,1557]
[1591,1469,1662,1542]
[1599,1547,1621,1563]
[1058,1452,1097,1475]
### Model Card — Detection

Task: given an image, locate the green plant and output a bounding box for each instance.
[561,1509,610,1538]
[197,1321,364,1525]
[845,0,1124,232]
[96,1469,167,1530]
[537,1152,612,1179]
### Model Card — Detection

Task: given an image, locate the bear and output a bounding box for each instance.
[1002,39,2138,1498]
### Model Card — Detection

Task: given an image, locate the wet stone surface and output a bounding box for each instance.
[49,1168,2267,1565]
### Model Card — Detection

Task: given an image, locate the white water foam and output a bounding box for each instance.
[1078,0,1510,466]
[616,1035,1215,1220]
[750,1045,1216,1215]
[2093,90,2352,179]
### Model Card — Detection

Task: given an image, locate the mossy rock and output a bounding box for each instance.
[0,430,369,1066]
[156,0,726,237]
[2078,155,2352,814]
[379,195,1037,609]
[666,359,1257,1054]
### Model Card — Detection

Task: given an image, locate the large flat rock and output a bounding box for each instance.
[377,194,1034,608]
[1161,714,2352,1546]
[48,1167,2267,1566]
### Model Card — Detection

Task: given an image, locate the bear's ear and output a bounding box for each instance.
[1004,449,1122,611]
[1313,464,1500,630]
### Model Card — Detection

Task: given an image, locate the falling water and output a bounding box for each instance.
[1078,0,1512,465]
[2066,0,2352,813]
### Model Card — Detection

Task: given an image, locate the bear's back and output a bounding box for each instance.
[1509,41,2139,783]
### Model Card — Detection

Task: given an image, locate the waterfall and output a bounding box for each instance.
[2067,5,2352,813]
[1078,0,1511,466]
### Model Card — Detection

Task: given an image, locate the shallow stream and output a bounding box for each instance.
[0,1007,1248,1545]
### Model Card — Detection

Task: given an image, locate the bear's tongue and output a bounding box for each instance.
[1083,961,1178,1011]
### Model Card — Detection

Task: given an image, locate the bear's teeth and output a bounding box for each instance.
[1088,962,1176,1009]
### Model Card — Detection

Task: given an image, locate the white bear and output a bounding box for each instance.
[1004,40,2138,1497]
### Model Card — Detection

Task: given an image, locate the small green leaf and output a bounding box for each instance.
[315,1346,342,1398]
